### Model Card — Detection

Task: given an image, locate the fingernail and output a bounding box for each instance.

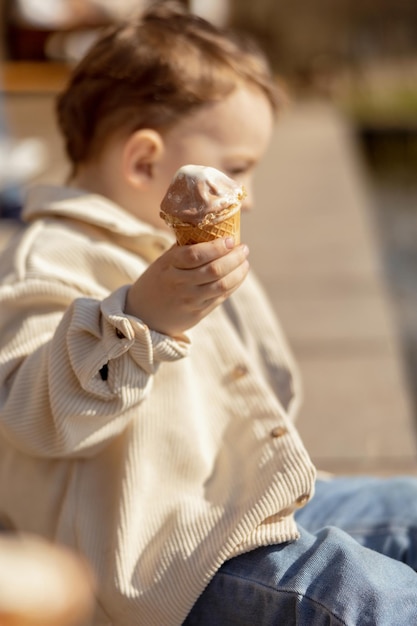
[242,244,250,256]
[224,237,235,249]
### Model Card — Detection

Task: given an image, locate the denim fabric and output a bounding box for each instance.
[184,476,417,625]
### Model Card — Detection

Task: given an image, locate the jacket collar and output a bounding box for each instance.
[22,185,175,260]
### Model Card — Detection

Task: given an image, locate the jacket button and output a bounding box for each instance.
[153,240,167,252]
[230,364,249,380]
[270,425,288,438]
[295,494,310,507]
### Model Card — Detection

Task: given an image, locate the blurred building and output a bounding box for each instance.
[2,0,416,71]
[229,0,417,78]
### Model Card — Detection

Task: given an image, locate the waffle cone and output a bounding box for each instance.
[171,210,240,246]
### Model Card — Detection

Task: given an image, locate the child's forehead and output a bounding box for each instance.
[172,87,274,143]
[161,86,274,166]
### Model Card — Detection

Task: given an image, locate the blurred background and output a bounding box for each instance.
[1,0,417,476]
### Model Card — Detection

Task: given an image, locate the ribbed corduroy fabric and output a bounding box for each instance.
[0,186,316,625]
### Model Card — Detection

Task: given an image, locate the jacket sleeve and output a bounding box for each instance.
[0,280,189,458]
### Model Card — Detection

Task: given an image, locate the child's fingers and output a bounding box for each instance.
[170,240,249,289]
[196,244,249,286]
[199,259,250,304]
[172,237,237,270]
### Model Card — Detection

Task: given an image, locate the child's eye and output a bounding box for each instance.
[226,166,248,177]
[225,161,255,178]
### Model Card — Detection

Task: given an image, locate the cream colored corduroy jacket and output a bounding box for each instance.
[0,186,316,625]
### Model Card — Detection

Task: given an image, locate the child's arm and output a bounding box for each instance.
[126,237,250,338]
[0,280,188,459]
[0,237,248,459]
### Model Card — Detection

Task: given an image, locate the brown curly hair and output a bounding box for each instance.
[56,1,282,175]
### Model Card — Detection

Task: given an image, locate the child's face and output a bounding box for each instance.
[139,85,274,230]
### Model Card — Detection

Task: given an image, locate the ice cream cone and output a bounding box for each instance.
[160,165,245,246]
[171,209,240,246]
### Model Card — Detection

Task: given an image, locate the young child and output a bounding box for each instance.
[1,3,417,625]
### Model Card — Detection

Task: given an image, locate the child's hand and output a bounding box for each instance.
[125,237,249,337]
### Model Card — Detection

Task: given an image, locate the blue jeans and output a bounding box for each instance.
[184,476,417,625]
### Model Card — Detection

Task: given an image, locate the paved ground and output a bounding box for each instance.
[2,73,417,476]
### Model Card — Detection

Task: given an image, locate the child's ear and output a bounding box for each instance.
[122,129,164,188]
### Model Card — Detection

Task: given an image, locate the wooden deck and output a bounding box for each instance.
[246,102,417,475]
[1,61,71,93]
[2,64,416,476]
